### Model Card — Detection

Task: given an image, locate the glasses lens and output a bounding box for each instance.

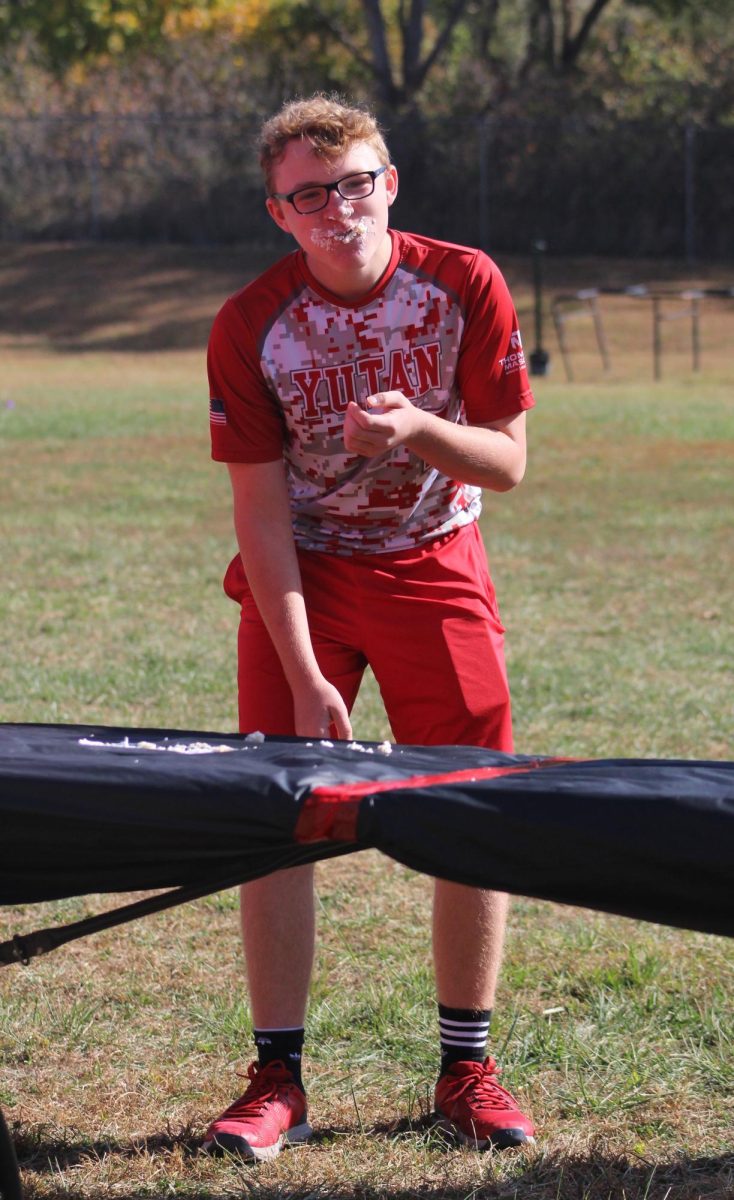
[293,187,328,214]
[339,173,375,200]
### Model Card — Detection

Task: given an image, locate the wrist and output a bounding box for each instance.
[405,405,435,452]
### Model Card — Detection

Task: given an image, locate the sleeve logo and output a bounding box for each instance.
[499,330,526,375]
[209,397,227,425]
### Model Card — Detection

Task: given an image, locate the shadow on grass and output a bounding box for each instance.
[0,243,276,353]
[5,245,730,357]
[10,1122,734,1200]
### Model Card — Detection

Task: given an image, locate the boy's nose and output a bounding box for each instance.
[327,189,353,213]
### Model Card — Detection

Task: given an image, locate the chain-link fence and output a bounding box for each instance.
[1,111,731,258]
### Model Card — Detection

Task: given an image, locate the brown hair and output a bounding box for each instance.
[258,94,390,193]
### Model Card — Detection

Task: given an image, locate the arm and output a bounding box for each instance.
[342,394,526,492]
[227,459,352,740]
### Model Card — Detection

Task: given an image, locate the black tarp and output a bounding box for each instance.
[1,723,733,941]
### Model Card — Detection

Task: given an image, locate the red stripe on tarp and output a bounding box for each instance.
[293,795,364,844]
[293,758,575,844]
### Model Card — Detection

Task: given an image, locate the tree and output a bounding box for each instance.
[3,0,732,126]
[520,0,619,76]
[0,0,211,73]
[305,0,473,109]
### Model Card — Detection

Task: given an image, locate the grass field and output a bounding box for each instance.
[1,245,733,1199]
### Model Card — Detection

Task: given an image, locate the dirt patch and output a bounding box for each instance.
[0,242,278,352]
[2,242,732,354]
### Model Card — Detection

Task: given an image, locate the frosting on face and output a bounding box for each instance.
[310,217,371,250]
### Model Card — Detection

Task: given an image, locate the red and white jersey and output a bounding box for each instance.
[209,229,534,554]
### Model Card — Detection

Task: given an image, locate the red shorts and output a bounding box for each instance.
[223,522,513,751]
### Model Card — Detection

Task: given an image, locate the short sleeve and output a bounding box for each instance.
[457,252,535,424]
[208,297,286,463]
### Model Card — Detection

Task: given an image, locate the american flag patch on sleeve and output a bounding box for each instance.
[209,397,227,426]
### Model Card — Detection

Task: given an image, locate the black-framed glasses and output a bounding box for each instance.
[270,165,389,215]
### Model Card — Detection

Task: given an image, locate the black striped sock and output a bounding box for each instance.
[438,1005,492,1074]
[253,1026,305,1088]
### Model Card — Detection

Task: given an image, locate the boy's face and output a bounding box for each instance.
[266,138,398,298]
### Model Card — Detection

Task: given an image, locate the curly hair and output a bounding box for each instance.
[258,94,390,192]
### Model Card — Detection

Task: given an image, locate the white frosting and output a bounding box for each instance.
[310,218,369,249]
[78,736,236,754]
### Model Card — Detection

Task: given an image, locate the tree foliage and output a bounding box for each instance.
[0,0,732,125]
[1,0,732,253]
[0,0,204,71]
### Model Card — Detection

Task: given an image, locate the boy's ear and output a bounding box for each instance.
[266,196,290,232]
[385,164,399,208]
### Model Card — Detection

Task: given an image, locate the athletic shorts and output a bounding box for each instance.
[223,521,513,751]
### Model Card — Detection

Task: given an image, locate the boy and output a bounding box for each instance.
[204,93,536,1161]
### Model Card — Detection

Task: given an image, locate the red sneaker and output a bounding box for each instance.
[434,1057,535,1150]
[203,1060,312,1161]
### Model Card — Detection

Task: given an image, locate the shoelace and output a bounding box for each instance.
[222,1061,290,1119]
[442,1057,517,1112]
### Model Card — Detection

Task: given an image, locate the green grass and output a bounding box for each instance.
[1,289,733,1199]
[493,376,733,762]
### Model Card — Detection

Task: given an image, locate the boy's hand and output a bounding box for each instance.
[343,393,424,457]
[292,677,353,741]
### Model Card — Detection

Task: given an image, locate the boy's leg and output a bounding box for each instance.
[364,524,534,1147]
[235,567,365,1025]
[367,526,512,1019]
[365,524,513,750]
[431,883,509,1012]
[234,579,320,1030]
[205,557,365,1158]
[240,866,316,1028]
